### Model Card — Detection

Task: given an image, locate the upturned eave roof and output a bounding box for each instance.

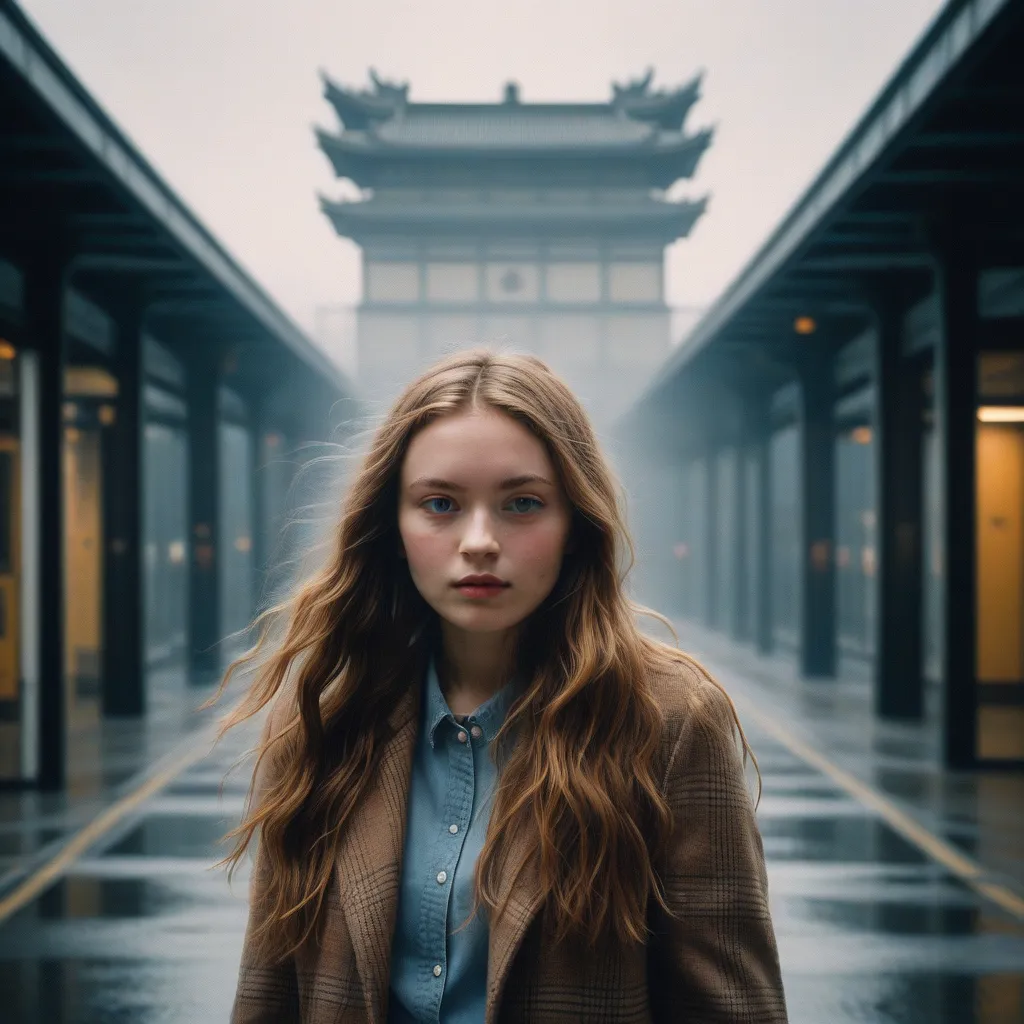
[319,193,708,243]
[314,125,713,188]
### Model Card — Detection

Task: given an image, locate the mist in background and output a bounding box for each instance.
[20,0,946,370]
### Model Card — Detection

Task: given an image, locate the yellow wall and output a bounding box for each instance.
[0,437,19,701]
[976,424,1024,682]
[63,427,103,691]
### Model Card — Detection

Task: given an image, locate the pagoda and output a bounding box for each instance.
[316,69,712,423]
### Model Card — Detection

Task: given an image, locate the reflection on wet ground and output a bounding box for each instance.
[1,666,1023,1022]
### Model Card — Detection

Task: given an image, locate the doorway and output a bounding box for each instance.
[975,351,1024,762]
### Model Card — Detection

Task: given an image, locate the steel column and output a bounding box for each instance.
[935,249,979,768]
[874,299,925,719]
[187,347,222,680]
[704,443,718,629]
[24,260,67,790]
[798,349,837,677]
[101,296,145,715]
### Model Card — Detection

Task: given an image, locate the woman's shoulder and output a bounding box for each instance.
[644,647,740,755]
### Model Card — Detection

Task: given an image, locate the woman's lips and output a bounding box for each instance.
[453,575,510,599]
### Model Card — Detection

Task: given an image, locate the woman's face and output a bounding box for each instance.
[398,406,573,640]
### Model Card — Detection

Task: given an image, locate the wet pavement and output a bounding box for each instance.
[1,640,1023,1023]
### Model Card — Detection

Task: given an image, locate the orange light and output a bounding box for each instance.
[98,404,116,426]
[0,340,16,360]
[978,406,1024,423]
[851,426,872,445]
[794,316,817,335]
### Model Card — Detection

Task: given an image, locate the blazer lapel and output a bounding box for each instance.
[485,817,544,1024]
[334,687,419,1024]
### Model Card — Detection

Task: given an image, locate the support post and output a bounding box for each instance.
[798,348,837,677]
[248,406,268,614]
[730,441,748,642]
[874,296,925,719]
[935,248,979,768]
[24,260,67,790]
[187,347,221,681]
[704,442,718,630]
[742,391,774,654]
[102,295,145,716]
[732,391,766,644]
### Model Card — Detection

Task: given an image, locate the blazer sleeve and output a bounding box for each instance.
[231,702,302,1024]
[648,680,788,1023]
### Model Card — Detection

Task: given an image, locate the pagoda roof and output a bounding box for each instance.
[324,68,702,130]
[317,70,712,188]
[319,193,707,245]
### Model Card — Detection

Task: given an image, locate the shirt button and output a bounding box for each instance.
[436,870,447,884]
[449,823,459,834]
[470,725,483,739]
[456,730,468,743]
[433,964,442,978]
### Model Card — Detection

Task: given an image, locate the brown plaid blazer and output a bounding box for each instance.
[231,660,788,1023]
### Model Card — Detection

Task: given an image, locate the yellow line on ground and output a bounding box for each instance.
[738,697,1024,920]
[0,727,223,925]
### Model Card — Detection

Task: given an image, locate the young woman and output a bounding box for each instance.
[220,350,787,1023]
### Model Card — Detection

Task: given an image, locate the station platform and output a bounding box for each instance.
[0,634,1022,1024]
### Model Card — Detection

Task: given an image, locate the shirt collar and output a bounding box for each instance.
[424,659,516,748]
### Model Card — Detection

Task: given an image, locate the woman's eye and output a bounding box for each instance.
[507,496,543,514]
[423,497,455,514]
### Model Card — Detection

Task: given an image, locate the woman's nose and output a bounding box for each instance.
[459,508,500,555]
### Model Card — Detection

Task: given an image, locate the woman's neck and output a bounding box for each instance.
[437,626,515,716]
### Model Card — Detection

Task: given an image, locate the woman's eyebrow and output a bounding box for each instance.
[407,474,554,491]
[499,474,554,489]
[408,477,464,491]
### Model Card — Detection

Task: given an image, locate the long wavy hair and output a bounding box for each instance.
[212,349,755,964]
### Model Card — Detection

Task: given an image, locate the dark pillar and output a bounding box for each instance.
[753,422,774,655]
[102,296,145,715]
[24,260,67,790]
[935,249,979,768]
[704,443,718,629]
[798,349,837,678]
[247,399,268,613]
[730,440,748,642]
[874,298,925,719]
[748,395,775,656]
[187,347,221,680]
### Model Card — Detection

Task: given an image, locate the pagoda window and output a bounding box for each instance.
[485,263,539,304]
[426,263,479,303]
[366,262,421,303]
[546,263,601,304]
[607,263,662,304]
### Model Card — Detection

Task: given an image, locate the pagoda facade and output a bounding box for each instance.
[316,70,712,423]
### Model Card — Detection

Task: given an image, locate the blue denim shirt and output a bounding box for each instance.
[387,663,514,1024]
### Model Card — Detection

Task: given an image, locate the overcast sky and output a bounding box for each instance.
[21,0,947,355]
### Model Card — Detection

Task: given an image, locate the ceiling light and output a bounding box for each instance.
[978,406,1024,423]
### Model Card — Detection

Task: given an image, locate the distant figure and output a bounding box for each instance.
[215,350,787,1023]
